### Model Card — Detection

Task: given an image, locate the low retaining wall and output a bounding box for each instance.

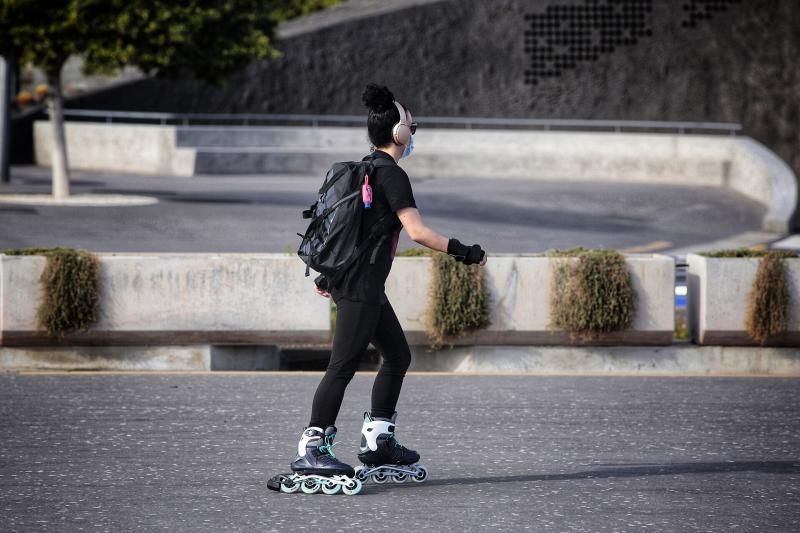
[32,122,797,231]
[34,121,195,176]
[0,253,330,346]
[1,252,672,348]
[386,254,675,346]
[687,254,800,346]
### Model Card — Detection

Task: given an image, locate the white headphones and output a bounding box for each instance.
[391,100,413,146]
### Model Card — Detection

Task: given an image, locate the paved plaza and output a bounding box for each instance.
[1,373,798,531]
[0,166,766,254]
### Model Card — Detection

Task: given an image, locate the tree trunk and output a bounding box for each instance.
[0,56,14,184]
[47,68,70,199]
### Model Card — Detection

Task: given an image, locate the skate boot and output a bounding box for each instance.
[354,412,429,484]
[267,426,362,495]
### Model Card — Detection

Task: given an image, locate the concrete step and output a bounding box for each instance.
[177,125,368,148]
[194,147,365,174]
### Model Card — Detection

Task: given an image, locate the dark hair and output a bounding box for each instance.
[362,83,405,148]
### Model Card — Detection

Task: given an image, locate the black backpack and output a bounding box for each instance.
[297,154,394,287]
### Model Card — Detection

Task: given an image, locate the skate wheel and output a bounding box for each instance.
[321,479,341,495]
[301,479,321,494]
[280,479,300,493]
[342,479,362,496]
[412,465,429,483]
[354,466,368,482]
[373,471,388,484]
[392,472,408,483]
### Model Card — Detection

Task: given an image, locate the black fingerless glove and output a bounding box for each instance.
[314,274,330,291]
[447,238,485,265]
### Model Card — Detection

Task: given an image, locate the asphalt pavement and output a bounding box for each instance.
[1,373,798,532]
[0,166,767,254]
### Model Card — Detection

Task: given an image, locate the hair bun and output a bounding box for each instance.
[362,83,395,113]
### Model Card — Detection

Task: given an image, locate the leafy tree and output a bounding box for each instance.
[1,0,339,198]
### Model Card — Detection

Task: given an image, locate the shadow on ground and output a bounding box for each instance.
[369,460,800,490]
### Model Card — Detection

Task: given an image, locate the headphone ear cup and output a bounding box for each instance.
[393,124,411,146]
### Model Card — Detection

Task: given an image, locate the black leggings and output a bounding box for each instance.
[309,297,412,428]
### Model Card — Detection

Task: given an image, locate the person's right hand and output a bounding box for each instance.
[447,238,486,266]
[315,287,330,298]
[314,274,331,297]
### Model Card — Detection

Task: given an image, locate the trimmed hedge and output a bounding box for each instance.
[2,247,100,337]
[425,253,490,346]
[547,248,636,340]
[399,249,490,346]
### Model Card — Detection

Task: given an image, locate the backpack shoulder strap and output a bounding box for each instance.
[362,152,397,169]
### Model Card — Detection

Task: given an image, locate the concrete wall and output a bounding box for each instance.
[686,254,800,346]
[65,0,800,230]
[33,121,195,176]
[386,254,675,346]
[33,121,796,231]
[0,253,330,346]
[1,252,672,348]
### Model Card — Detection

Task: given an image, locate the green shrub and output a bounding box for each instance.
[700,248,797,258]
[547,248,636,340]
[3,247,100,337]
[425,253,490,346]
[698,248,796,344]
[330,300,337,337]
[674,309,689,340]
[745,252,791,344]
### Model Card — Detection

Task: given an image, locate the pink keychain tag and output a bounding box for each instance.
[362,174,373,208]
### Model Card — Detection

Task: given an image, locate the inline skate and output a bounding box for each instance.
[267,425,362,495]
[354,412,428,484]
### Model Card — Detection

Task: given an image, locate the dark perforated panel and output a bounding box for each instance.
[524,0,741,86]
[681,0,742,27]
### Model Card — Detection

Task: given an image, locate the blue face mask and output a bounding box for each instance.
[401,134,415,159]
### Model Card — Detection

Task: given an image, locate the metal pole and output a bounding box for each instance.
[0,57,13,184]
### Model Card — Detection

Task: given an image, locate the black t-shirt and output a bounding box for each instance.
[329,149,417,305]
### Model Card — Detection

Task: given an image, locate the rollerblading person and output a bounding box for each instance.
[270,83,487,495]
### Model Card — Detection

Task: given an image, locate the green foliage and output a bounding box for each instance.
[1,0,342,84]
[425,253,490,347]
[700,248,798,258]
[3,247,100,337]
[547,248,637,339]
[674,309,689,340]
[0,1,81,73]
[745,252,791,344]
[3,246,81,256]
[270,0,342,22]
[545,246,630,259]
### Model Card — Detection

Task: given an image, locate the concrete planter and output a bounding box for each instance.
[1,252,673,349]
[385,254,675,346]
[687,253,800,346]
[0,253,329,346]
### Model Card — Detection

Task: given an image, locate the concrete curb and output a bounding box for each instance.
[3,344,799,375]
[408,344,800,375]
[0,345,210,371]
